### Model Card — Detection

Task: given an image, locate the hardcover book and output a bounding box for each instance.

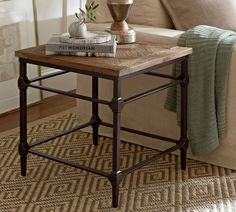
[46,34,116,54]
[45,51,116,58]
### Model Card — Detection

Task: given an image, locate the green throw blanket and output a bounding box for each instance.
[165,25,236,156]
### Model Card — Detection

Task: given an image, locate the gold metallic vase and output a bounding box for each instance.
[106,0,136,44]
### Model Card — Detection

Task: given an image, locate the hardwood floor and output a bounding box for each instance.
[0,94,76,133]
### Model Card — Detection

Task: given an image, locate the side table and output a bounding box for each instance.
[15,41,192,208]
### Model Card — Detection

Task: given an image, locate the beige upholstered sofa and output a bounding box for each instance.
[77,0,236,170]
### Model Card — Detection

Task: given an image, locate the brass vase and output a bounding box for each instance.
[106,0,136,44]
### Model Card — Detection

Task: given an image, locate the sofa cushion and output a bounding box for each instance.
[87,0,113,23]
[161,0,236,32]
[127,0,174,28]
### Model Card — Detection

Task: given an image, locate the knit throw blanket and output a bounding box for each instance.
[165,25,236,156]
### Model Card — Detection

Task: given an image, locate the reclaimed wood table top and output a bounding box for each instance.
[15,35,192,78]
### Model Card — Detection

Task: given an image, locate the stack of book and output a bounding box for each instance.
[45,32,117,57]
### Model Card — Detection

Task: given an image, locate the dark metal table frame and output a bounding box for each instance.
[18,56,189,208]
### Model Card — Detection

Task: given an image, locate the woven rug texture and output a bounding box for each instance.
[1,108,236,212]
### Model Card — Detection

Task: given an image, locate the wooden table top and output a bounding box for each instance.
[15,39,192,78]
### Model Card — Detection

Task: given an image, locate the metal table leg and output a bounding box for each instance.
[180,58,189,170]
[109,79,123,207]
[18,60,29,176]
[92,76,100,145]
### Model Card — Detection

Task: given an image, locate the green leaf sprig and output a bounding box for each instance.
[75,1,99,25]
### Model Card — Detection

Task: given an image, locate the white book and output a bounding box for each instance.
[45,51,116,57]
[46,34,117,54]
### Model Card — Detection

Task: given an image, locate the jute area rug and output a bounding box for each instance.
[1,108,236,212]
